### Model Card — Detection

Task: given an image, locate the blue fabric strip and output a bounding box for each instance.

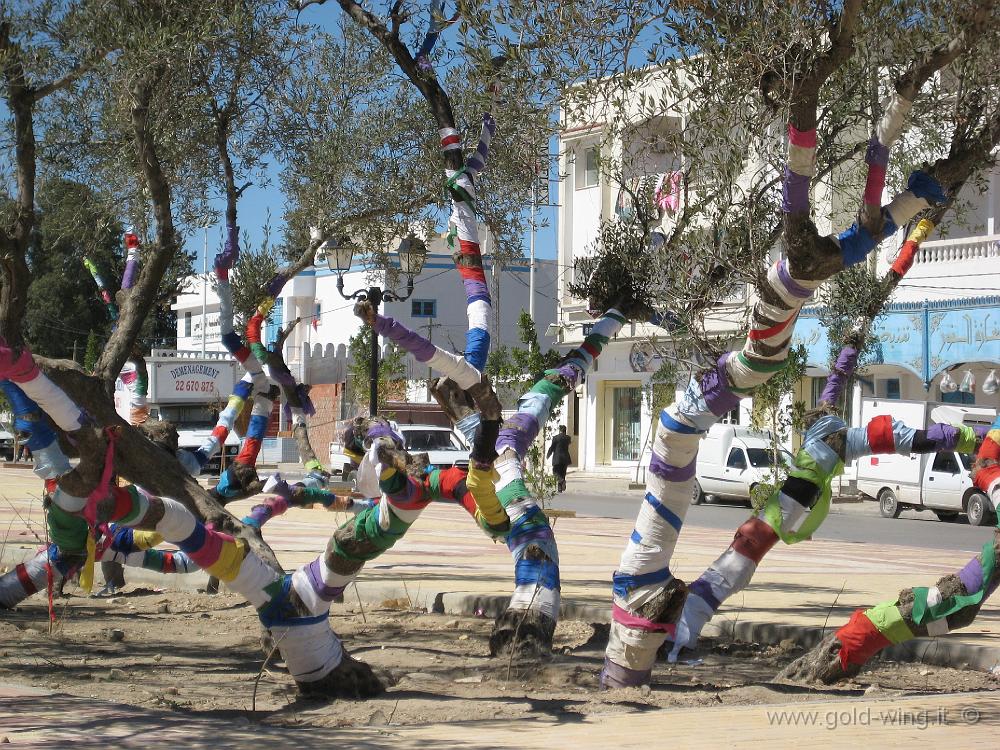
[644,492,683,533]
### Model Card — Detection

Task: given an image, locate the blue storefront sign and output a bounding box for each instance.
[792,296,1000,387]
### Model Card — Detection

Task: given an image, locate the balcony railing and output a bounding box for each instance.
[915,234,1000,264]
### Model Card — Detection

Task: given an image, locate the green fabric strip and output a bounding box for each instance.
[250,342,268,363]
[737,351,787,374]
[428,469,442,501]
[956,424,977,454]
[47,504,89,554]
[767,450,841,545]
[865,601,915,644]
[530,378,566,404]
[497,479,530,507]
[911,540,996,625]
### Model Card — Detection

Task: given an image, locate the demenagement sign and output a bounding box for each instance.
[152,361,236,402]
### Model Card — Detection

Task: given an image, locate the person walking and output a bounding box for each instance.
[547,425,572,493]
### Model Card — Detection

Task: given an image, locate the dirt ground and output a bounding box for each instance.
[1,585,998,728]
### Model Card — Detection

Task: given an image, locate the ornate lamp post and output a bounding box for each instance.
[326,235,427,416]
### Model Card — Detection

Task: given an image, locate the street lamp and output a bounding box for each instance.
[327,233,427,416]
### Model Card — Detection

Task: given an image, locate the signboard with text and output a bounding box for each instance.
[152,360,235,402]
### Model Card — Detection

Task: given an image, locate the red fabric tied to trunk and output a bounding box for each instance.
[835,608,891,669]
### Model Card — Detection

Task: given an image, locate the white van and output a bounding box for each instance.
[856,399,997,526]
[693,424,792,506]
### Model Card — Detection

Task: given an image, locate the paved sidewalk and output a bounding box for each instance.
[2,468,998,659]
[0,682,995,748]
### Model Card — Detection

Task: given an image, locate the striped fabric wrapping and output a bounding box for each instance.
[372,313,481,389]
[99,526,199,575]
[53,479,347,685]
[670,412,980,658]
[0,338,86,434]
[606,256,820,684]
[235,389,273,468]
[194,374,253,466]
[121,231,141,290]
[441,112,496,372]
[83,257,119,321]
[0,545,81,609]
[495,310,626,624]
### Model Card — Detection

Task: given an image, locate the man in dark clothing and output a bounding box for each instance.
[547,425,572,492]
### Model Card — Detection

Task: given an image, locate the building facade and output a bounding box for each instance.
[556,72,1000,477]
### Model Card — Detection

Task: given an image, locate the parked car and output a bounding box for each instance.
[329,423,470,477]
[693,424,792,507]
[0,430,14,461]
[856,399,997,525]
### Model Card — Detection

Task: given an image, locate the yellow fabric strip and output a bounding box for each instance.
[206,538,248,582]
[467,466,507,528]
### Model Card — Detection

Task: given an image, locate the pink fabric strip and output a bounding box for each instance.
[612,603,677,635]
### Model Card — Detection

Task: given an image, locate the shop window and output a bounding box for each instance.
[883,378,900,399]
[411,299,436,318]
[183,311,192,337]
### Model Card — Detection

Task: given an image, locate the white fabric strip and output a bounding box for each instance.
[876,95,913,147]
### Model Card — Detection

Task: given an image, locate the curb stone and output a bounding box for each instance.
[5,545,998,674]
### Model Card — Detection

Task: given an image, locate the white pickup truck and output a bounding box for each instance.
[856,398,997,526]
[329,423,470,478]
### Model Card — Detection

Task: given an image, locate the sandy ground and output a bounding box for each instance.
[1,585,998,729]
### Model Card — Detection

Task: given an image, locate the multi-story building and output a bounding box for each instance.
[556,71,1000,477]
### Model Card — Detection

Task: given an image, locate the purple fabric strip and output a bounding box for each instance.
[926,422,959,451]
[121,259,139,290]
[688,578,721,611]
[366,422,403,446]
[865,137,890,168]
[374,315,437,362]
[819,346,859,405]
[701,355,741,416]
[463,278,490,301]
[264,272,288,299]
[507,527,555,550]
[306,558,345,601]
[600,657,652,688]
[957,557,984,595]
[553,363,580,389]
[216,222,239,271]
[496,412,539,457]
[245,505,273,526]
[776,258,813,300]
[649,453,697,483]
[782,166,810,214]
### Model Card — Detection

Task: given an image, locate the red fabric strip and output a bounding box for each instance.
[748,314,794,341]
[863,164,887,205]
[787,124,817,148]
[836,609,892,669]
[581,341,600,359]
[440,134,461,148]
[974,463,1000,493]
[15,563,37,595]
[730,517,779,564]
[867,414,896,454]
[246,313,265,345]
[890,240,918,276]
[236,438,262,466]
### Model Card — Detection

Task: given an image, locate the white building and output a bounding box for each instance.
[173,234,557,403]
[556,70,1000,477]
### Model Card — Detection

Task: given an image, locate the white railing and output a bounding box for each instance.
[916,234,1000,264]
[149,349,232,361]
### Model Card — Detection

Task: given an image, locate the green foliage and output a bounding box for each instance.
[816,262,886,374]
[346,327,407,414]
[230,223,280,330]
[750,343,807,497]
[485,311,561,408]
[83,331,100,373]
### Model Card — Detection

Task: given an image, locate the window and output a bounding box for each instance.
[264,298,284,346]
[747,448,794,468]
[942,390,975,405]
[931,452,960,474]
[411,299,436,318]
[576,146,599,189]
[183,311,192,337]
[883,378,901,400]
[727,448,747,470]
[402,429,463,451]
